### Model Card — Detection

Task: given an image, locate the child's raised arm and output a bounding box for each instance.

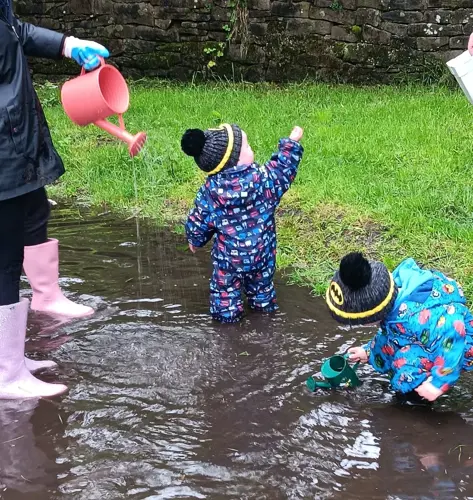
[185,185,215,250]
[263,127,304,201]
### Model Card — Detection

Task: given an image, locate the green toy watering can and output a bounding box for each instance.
[306,353,362,391]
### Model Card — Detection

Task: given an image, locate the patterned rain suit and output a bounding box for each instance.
[186,138,304,322]
[364,258,473,393]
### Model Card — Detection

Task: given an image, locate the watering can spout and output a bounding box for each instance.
[95,119,147,157]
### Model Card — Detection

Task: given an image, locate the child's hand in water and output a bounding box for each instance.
[347,346,368,363]
[289,126,304,142]
[415,380,444,402]
[189,243,197,253]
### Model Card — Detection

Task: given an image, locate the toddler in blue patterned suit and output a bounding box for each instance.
[181,123,304,323]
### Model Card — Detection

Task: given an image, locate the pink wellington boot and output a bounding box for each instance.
[24,357,57,373]
[23,239,94,318]
[0,299,67,399]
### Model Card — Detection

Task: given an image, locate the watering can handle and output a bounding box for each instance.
[77,54,127,132]
[80,56,106,76]
[343,353,360,372]
[79,55,127,131]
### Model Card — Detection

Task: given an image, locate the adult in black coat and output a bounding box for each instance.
[0,0,109,398]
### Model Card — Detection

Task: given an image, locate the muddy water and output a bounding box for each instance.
[3,206,473,499]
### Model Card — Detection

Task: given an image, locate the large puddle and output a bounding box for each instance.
[5,206,473,499]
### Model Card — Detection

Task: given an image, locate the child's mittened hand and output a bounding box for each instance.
[415,380,444,402]
[189,243,197,253]
[289,126,303,142]
[347,346,368,363]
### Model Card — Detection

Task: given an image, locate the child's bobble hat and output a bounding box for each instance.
[326,252,398,325]
[181,123,242,175]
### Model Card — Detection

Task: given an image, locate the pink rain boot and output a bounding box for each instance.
[0,299,67,399]
[24,357,57,373]
[23,239,94,318]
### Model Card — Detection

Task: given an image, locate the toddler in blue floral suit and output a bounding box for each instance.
[325,252,473,402]
[181,123,304,323]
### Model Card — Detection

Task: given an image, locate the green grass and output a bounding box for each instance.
[38,80,473,296]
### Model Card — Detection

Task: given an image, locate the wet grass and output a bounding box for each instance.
[38,81,473,296]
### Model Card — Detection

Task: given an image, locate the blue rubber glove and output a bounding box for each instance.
[63,36,110,71]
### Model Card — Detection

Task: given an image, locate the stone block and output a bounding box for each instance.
[97,0,114,15]
[113,2,155,26]
[357,0,389,8]
[124,39,156,53]
[309,6,355,25]
[408,22,463,36]
[341,43,374,63]
[380,21,408,36]
[331,25,357,42]
[382,10,423,24]
[386,0,426,9]
[432,49,463,63]
[363,25,391,44]
[208,30,227,41]
[156,19,172,29]
[228,44,265,63]
[286,17,332,35]
[427,0,473,7]
[450,36,469,49]
[250,22,268,36]
[355,8,381,27]
[136,25,178,41]
[15,1,44,16]
[210,6,230,21]
[67,0,94,15]
[416,36,449,51]
[451,9,473,25]
[249,9,268,18]
[103,24,136,38]
[271,1,300,17]
[247,0,270,10]
[36,18,62,30]
[423,9,453,25]
[270,1,311,19]
[313,0,356,7]
[180,35,208,41]
[299,51,344,69]
[464,20,473,35]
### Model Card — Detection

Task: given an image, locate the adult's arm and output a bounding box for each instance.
[12,17,65,59]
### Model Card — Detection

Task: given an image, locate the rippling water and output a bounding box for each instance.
[2,206,473,499]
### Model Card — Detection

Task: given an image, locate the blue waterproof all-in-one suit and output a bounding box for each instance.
[363,258,473,394]
[186,138,304,322]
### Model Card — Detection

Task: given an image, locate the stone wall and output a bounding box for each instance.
[15,0,473,83]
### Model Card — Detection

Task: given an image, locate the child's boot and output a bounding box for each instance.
[0,299,67,399]
[23,239,94,318]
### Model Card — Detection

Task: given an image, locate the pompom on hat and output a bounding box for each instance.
[325,252,398,325]
[181,123,242,175]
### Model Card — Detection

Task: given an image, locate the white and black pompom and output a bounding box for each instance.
[339,252,372,290]
[181,129,206,157]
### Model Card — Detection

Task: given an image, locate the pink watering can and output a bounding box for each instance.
[61,58,147,157]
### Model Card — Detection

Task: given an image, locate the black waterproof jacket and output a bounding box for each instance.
[0,0,65,201]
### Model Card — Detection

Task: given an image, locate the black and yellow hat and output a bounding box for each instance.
[326,252,397,325]
[181,123,242,175]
